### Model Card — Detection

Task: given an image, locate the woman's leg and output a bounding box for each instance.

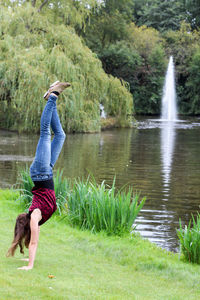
[50,105,66,168]
[30,95,58,180]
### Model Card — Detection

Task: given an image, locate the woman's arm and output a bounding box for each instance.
[18,209,42,270]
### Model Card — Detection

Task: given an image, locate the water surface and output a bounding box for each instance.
[1,117,200,252]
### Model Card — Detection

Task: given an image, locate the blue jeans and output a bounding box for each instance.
[30,95,66,181]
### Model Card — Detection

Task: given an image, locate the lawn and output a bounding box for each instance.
[1,189,200,300]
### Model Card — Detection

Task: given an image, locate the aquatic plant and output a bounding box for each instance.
[177,214,200,264]
[66,177,146,235]
[53,169,69,214]
[16,169,34,210]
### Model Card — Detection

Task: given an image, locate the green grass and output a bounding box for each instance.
[1,189,200,299]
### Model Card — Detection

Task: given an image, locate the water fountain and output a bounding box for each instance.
[161,56,178,121]
[161,56,177,194]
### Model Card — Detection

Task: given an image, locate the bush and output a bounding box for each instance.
[66,177,146,235]
[177,214,200,264]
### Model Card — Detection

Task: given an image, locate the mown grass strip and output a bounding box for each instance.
[1,189,200,299]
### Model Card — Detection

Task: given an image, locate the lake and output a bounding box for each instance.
[1,117,200,252]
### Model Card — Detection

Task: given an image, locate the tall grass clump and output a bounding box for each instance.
[66,178,146,235]
[16,169,68,214]
[16,169,34,210]
[177,214,200,264]
[53,169,70,214]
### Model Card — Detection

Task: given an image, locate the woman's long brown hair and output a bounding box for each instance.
[7,213,31,257]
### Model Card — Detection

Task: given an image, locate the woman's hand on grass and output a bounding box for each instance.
[18,265,33,270]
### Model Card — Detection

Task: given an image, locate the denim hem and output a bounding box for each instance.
[31,174,53,182]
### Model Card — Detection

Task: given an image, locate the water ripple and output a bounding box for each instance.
[0,155,33,161]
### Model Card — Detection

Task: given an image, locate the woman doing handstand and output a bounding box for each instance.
[7,81,70,270]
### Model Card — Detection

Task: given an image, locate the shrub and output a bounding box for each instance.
[177,214,200,264]
[66,177,146,235]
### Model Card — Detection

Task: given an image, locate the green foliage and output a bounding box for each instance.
[1,0,97,30]
[66,177,146,235]
[185,48,200,114]
[51,169,69,214]
[132,0,200,31]
[127,24,166,114]
[163,22,200,114]
[85,0,134,49]
[134,0,186,32]
[84,9,166,115]
[99,41,141,86]
[16,169,34,210]
[0,4,133,132]
[2,0,200,119]
[177,214,200,264]
[81,0,200,116]
[101,0,134,19]
[182,0,200,29]
[84,9,130,52]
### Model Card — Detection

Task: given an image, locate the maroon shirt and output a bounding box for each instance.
[29,187,57,225]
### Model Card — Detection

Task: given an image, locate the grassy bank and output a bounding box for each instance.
[1,189,200,299]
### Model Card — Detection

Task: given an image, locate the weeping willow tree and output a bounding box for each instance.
[1,0,97,29]
[0,4,133,133]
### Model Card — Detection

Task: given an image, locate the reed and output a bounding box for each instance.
[53,169,69,214]
[16,169,34,210]
[66,177,146,235]
[177,214,200,264]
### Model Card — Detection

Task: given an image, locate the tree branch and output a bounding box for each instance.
[38,0,49,13]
